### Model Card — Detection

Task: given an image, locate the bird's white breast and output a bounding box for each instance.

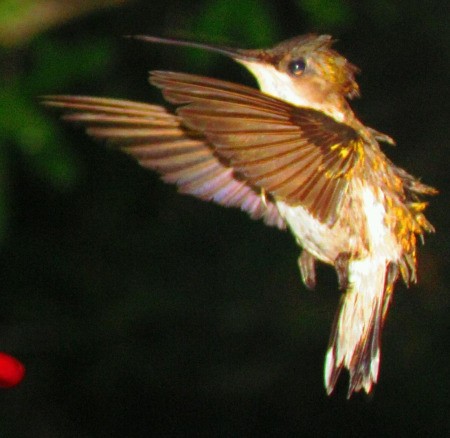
[276,180,402,266]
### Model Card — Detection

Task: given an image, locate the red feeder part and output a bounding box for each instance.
[0,352,25,388]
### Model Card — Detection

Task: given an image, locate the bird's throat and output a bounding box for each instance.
[239,60,349,123]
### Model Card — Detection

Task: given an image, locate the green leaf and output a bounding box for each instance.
[185,0,280,69]
[28,36,115,92]
[0,0,35,23]
[296,0,354,29]
[0,84,78,190]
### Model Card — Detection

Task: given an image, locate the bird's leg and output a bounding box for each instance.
[334,252,351,291]
[298,249,317,290]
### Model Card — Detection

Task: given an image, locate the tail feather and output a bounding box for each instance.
[324,258,392,397]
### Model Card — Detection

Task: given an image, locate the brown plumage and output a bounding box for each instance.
[41,34,436,397]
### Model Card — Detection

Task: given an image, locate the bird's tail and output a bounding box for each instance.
[324,258,397,397]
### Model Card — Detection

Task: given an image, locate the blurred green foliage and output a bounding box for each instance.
[192,0,279,47]
[0,33,114,239]
[297,0,354,28]
[0,0,35,22]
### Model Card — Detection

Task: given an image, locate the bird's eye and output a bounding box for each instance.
[288,58,306,76]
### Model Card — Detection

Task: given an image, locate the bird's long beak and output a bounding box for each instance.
[129,35,263,63]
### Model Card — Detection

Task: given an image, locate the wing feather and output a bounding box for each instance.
[43,70,364,226]
[150,71,364,225]
[42,95,285,229]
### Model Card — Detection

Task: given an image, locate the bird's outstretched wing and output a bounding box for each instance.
[150,71,364,225]
[41,95,285,229]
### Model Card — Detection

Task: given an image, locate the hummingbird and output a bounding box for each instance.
[42,34,436,397]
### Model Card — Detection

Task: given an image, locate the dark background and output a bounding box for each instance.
[0,0,449,436]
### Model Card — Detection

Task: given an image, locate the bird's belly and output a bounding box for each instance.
[276,182,403,266]
[276,201,351,264]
